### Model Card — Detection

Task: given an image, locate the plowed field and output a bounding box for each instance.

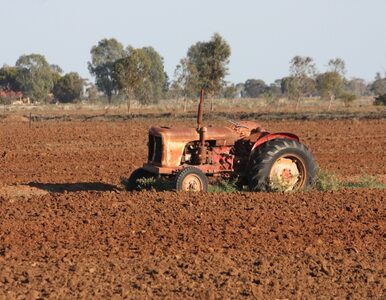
[0,117,385,298]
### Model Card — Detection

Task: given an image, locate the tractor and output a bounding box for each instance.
[127,90,317,192]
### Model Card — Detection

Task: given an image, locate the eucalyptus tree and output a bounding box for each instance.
[113,47,151,113]
[288,55,317,109]
[88,38,125,104]
[316,72,344,110]
[141,47,167,103]
[53,72,84,103]
[171,58,199,111]
[181,33,231,110]
[16,54,56,102]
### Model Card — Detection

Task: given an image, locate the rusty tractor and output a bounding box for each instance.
[127,90,317,192]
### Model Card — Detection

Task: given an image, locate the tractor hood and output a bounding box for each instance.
[149,121,264,143]
[149,126,239,144]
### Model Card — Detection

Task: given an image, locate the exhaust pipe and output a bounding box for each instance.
[197,89,206,164]
[197,89,204,130]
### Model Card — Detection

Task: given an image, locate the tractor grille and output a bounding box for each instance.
[148,134,154,161]
[148,134,163,164]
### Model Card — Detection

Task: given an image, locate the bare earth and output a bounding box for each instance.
[0,116,385,298]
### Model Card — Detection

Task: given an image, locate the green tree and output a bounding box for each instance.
[86,83,99,103]
[15,54,55,102]
[282,76,316,104]
[327,58,346,76]
[288,56,317,109]
[113,47,151,112]
[171,58,199,110]
[88,38,125,104]
[221,83,238,99]
[235,83,246,98]
[340,92,357,107]
[0,65,20,91]
[347,78,369,97]
[244,79,267,98]
[163,72,170,95]
[185,33,231,110]
[371,73,386,96]
[50,64,63,88]
[141,47,167,103]
[316,72,344,110]
[267,79,283,97]
[53,72,84,103]
[374,93,386,106]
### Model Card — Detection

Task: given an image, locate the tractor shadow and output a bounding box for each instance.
[27,182,120,193]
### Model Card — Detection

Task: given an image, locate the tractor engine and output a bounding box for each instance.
[181,140,234,171]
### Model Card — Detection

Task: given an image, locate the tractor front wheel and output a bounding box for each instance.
[248,139,316,192]
[175,167,208,192]
[126,168,155,191]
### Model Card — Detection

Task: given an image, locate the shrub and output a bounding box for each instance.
[339,92,356,107]
[315,168,341,191]
[374,93,386,106]
[262,91,279,107]
[135,177,157,190]
[343,175,386,189]
[208,180,238,193]
[120,176,172,191]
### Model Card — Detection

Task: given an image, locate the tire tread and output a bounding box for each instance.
[248,139,317,192]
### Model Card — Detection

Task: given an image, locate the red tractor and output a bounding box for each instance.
[128,91,316,192]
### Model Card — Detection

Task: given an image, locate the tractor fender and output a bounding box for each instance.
[250,132,299,152]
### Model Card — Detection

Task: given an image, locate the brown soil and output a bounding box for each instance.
[9,107,386,123]
[0,117,385,298]
[0,190,384,299]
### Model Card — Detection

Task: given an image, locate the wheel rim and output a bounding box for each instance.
[182,174,203,192]
[269,155,307,191]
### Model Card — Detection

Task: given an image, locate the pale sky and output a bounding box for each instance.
[1,0,385,84]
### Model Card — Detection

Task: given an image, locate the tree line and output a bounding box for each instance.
[1,33,386,106]
[0,54,84,104]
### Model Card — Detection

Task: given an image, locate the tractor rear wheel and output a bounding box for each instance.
[175,167,208,192]
[248,139,316,192]
[126,168,155,191]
